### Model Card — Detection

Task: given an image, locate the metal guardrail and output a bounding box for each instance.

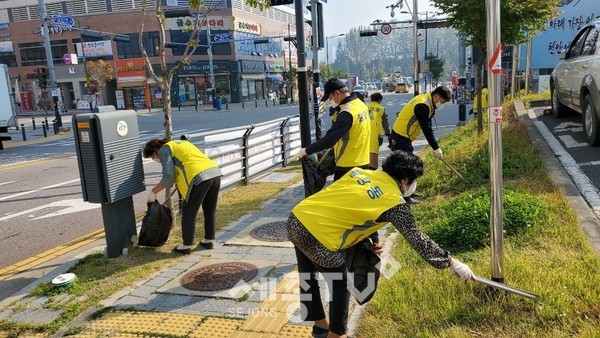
[185,115,301,190]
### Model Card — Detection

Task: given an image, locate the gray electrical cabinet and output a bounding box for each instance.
[73,109,145,258]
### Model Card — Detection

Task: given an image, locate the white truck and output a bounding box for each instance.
[0,64,16,133]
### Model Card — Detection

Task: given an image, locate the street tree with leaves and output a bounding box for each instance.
[86,59,114,95]
[432,0,558,134]
[426,52,445,84]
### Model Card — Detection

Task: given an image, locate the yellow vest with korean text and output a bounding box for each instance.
[334,99,371,167]
[392,92,434,141]
[164,140,219,201]
[292,168,403,251]
[368,101,385,153]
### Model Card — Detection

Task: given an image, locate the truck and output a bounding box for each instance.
[0,64,16,133]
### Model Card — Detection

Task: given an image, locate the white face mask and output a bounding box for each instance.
[329,99,338,108]
[435,101,445,110]
[403,181,417,197]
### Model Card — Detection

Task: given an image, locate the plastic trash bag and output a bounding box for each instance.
[301,156,327,197]
[138,201,173,247]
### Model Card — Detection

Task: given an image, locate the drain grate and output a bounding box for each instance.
[249,221,289,242]
[180,262,259,292]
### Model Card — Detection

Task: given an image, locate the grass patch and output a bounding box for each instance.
[0,163,302,336]
[356,97,600,337]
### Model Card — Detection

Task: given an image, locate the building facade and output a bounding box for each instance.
[0,0,307,109]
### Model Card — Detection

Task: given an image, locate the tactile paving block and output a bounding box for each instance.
[157,313,204,336]
[189,317,243,338]
[279,324,313,337]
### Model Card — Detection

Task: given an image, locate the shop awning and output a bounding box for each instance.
[241,73,265,80]
[267,75,283,83]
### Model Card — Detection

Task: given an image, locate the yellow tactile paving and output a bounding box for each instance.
[230,331,280,338]
[258,294,298,314]
[189,317,243,338]
[279,324,313,337]
[156,313,204,336]
[275,277,299,294]
[240,308,291,333]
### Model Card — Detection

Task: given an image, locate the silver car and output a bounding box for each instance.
[551,19,600,146]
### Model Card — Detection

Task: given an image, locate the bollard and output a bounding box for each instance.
[265,100,268,108]
[42,122,47,137]
[242,101,245,109]
[44,117,49,130]
[53,120,58,135]
[273,98,276,106]
[21,124,26,141]
[31,118,36,130]
[226,102,229,110]
[255,100,258,108]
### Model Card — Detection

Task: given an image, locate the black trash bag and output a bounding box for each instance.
[316,149,335,177]
[138,201,173,247]
[344,239,381,305]
[301,156,327,197]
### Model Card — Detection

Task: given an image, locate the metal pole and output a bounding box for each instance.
[524,37,532,95]
[80,27,93,112]
[38,0,62,127]
[288,23,293,103]
[486,0,504,283]
[510,44,519,99]
[295,0,311,147]
[412,0,419,96]
[424,11,428,92]
[206,18,216,108]
[326,36,329,65]
[311,0,322,140]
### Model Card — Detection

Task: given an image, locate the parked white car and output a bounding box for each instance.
[551,19,600,146]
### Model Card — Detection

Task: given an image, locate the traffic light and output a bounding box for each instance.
[270,0,293,6]
[305,2,324,48]
[36,67,48,89]
[359,30,378,37]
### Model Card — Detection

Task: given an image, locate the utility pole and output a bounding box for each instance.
[424,11,428,92]
[205,17,216,107]
[38,0,62,127]
[412,0,419,96]
[310,0,322,139]
[295,0,311,147]
[486,0,504,283]
[288,23,293,103]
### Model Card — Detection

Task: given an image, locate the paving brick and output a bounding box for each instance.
[129,285,157,299]
[113,295,147,309]
[145,276,172,288]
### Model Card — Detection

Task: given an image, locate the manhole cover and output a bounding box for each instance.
[249,221,289,242]
[181,262,259,292]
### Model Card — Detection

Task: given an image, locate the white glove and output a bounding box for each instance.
[449,258,476,283]
[298,148,307,158]
[147,191,156,203]
[434,148,443,160]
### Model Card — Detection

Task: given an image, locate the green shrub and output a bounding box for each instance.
[426,187,549,253]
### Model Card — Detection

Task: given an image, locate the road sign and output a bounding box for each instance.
[63,53,71,64]
[381,23,392,35]
[488,43,502,74]
[51,16,74,27]
[213,34,234,42]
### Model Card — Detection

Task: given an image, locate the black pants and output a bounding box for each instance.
[389,131,414,153]
[181,176,221,246]
[294,247,350,336]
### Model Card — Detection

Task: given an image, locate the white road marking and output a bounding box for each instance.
[558,135,588,148]
[555,122,582,130]
[0,179,80,202]
[0,198,100,221]
[579,161,600,166]
[0,180,17,187]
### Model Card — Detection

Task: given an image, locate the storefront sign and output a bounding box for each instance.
[20,92,33,112]
[0,41,13,53]
[265,61,284,72]
[235,18,261,34]
[77,40,113,57]
[115,59,147,87]
[241,60,264,73]
[180,62,229,75]
[166,16,233,31]
[115,90,125,109]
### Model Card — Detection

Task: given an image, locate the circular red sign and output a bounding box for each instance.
[63,53,71,64]
[381,24,392,35]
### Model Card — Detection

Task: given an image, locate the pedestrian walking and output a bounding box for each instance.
[143,138,222,254]
[367,92,391,170]
[287,151,476,338]
[299,78,371,180]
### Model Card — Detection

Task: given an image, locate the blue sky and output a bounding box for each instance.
[321,0,440,36]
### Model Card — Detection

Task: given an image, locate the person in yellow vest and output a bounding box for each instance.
[389,86,451,158]
[472,86,488,117]
[298,78,371,180]
[143,138,222,254]
[367,92,391,170]
[287,151,475,338]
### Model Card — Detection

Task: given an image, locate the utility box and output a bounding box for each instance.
[73,110,145,258]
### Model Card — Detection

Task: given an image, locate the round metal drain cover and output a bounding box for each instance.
[250,221,289,242]
[181,262,258,292]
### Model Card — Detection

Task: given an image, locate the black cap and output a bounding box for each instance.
[321,78,347,101]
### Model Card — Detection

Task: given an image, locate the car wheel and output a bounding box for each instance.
[551,85,570,117]
[582,95,600,146]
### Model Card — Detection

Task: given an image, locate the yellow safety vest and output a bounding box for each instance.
[333,99,371,167]
[164,140,219,201]
[392,92,434,141]
[292,168,403,251]
[367,101,385,153]
[473,88,489,110]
